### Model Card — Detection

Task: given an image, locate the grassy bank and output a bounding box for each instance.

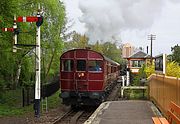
[0,90,61,117]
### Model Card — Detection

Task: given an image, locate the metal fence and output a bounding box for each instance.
[148,74,180,115]
[3,75,60,107]
[22,78,59,107]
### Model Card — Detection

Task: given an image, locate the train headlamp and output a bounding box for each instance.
[78,72,84,77]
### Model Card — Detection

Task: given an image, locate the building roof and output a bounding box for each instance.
[128,51,151,59]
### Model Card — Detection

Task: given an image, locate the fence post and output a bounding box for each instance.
[27,87,30,105]
[178,78,180,105]
[22,88,25,107]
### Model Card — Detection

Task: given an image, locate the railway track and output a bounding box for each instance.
[53,107,95,124]
[53,80,121,124]
[106,81,121,101]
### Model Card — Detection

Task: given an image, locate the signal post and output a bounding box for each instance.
[1,7,43,117]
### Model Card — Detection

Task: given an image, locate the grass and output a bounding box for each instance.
[0,89,62,117]
[124,89,148,100]
[0,104,33,117]
[43,91,62,109]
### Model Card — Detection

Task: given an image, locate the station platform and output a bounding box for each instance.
[84,100,162,124]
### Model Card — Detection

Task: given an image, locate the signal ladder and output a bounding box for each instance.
[42,97,48,113]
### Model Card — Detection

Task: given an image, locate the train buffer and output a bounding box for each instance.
[85,100,162,124]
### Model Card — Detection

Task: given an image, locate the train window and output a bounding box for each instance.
[77,60,86,71]
[88,60,102,72]
[62,60,73,71]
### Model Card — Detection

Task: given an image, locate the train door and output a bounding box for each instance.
[75,59,88,91]
[60,59,75,90]
[88,60,104,91]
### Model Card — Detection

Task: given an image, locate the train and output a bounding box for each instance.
[59,48,120,107]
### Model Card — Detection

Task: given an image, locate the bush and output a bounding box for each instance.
[131,65,147,86]
[166,61,180,78]
[144,64,155,78]
[143,61,180,78]
[1,89,22,107]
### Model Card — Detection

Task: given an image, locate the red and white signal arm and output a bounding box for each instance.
[17,16,38,22]
[2,28,14,32]
[17,16,43,27]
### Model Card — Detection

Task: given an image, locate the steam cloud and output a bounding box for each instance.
[78,0,177,43]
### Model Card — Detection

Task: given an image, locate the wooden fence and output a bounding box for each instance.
[148,74,180,115]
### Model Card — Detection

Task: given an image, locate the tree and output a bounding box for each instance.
[101,42,122,63]
[0,0,20,90]
[64,32,89,50]
[92,41,103,53]
[171,44,180,64]
[64,33,124,65]
[0,0,65,90]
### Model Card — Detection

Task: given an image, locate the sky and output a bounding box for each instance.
[62,0,180,56]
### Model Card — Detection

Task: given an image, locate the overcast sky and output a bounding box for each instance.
[62,0,180,56]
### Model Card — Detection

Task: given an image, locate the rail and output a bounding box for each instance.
[53,107,95,124]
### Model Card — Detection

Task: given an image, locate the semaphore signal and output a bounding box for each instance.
[17,16,39,22]
[1,4,43,118]
[16,16,43,27]
[1,16,43,31]
[1,27,14,32]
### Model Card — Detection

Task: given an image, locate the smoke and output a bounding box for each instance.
[78,0,167,43]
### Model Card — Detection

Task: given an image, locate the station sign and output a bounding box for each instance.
[154,54,166,74]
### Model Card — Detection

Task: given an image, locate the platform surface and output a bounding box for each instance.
[85,100,161,124]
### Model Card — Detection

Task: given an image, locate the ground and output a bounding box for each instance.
[0,105,70,124]
[0,81,125,124]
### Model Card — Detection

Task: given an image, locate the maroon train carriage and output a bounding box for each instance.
[59,48,120,106]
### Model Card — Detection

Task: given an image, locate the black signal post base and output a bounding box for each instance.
[34,99,40,118]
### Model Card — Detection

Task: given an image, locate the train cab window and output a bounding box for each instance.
[62,60,73,71]
[88,60,102,72]
[77,60,86,71]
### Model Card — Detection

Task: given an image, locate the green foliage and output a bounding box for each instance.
[132,75,141,86]
[144,64,155,78]
[171,44,180,64]
[138,65,147,79]
[64,32,89,50]
[124,67,148,99]
[46,91,61,109]
[0,0,65,91]
[143,61,180,78]
[166,61,180,78]
[92,41,103,53]
[0,90,61,116]
[0,88,33,116]
[132,64,155,86]
[0,104,33,117]
[0,89,22,106]
[132,65,147,86]
[64,32,123,64]
[93,41,122,64]
[124,89,147,100]
[101,42,122,63]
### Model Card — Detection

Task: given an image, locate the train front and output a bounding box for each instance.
[60,49,105,106]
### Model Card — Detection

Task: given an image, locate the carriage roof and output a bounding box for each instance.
[61,48,120,66]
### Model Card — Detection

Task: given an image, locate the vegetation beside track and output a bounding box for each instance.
[0,91,61,117]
